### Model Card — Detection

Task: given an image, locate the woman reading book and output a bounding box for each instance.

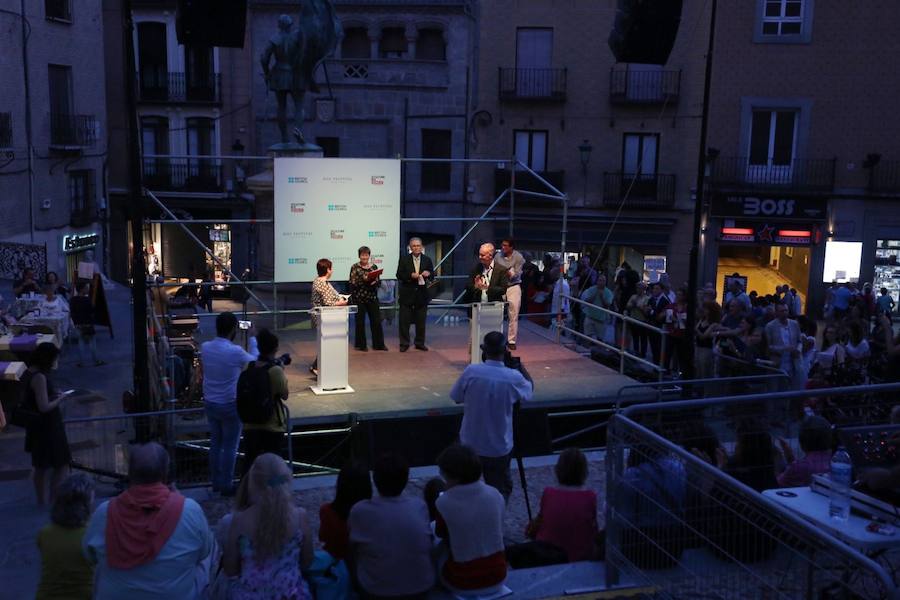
[349,246,387,351]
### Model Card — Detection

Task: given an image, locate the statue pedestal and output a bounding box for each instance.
[246,145,323,282]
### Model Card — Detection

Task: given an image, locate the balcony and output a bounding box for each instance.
[710,157,836,192]
[609,69,680,105]
[869,161,900,193]
[0,112,11,148]
[498,68,567,102]
[142,157,223,193]
[494,168,565,198]
[137,72,222,104]
[49,113,98,148]
[602,172,676,208]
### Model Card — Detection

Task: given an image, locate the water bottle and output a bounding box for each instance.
[828,447,852,522]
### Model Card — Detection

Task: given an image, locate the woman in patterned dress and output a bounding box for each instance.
[348,246,387,352]
[310,258,348,376]
[223,453,314,599]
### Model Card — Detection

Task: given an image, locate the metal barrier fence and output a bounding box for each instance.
[606,385,900,598]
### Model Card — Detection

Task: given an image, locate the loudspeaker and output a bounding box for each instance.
[176,0,247,48]
[608,0,683,65]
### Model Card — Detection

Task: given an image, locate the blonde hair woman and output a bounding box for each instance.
[223,454,313,599]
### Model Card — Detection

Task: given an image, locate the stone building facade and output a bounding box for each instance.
[0,0,108,282]
[469,0,709,287]
[703,0,900,315]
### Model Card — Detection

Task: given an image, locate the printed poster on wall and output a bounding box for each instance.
[274,158,401,283]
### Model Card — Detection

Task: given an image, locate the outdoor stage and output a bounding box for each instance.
[273,318,635,420]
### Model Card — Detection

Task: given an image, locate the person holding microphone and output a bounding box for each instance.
[310,258,348,375]
[349,246,387,352]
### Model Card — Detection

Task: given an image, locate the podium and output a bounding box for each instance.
[469,302,506,364]
[310,305,357,395]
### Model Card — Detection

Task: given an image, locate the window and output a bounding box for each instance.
[69,170,93,216]
[748,110,797,182]
[316,137,340,158]
[514,130,548,172]
[342,27,370,59]
[0,113,11,148]
[515,28,553,96]
[141,117,169,182]
[622,133,658,176]
[45,0,71,21]
[186,117,216,185]
[421,129,451,192]
[48,64,73,117]
[755,0,813,42]
[416,28,445,61]
[137,22,168,99]
[379,27,406,59]
[185,45,215,101]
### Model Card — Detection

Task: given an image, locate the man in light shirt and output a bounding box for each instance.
[494,238,525,350]
[450,331,533,502]
[200,312,258,495]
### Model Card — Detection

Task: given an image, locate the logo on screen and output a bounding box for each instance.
[330,229,345,240]
[287,176,308,184]
[371,176,385,185]
[372,253,384,265]
[290,202,305,213]
[287,258,307,265]
[327,204,348,212]
[368,231,387,238]
[363,203,392,210]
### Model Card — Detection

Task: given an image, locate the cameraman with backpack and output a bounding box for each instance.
[238,329,290,473]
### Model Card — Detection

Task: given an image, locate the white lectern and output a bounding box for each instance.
[310,305,357,395]
[470,301,506,364]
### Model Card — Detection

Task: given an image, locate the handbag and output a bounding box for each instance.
[10,370,40,429]
[303,550,351,600]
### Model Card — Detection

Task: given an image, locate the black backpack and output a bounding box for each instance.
[236,360,277,424]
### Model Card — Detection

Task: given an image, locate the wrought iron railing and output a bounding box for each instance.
[142,157,223,193]
[711,156,836,191]
[49,113,98,147]
[137,71,222,103]
[869,160,900,193]
[602,172,676,208]
[498,67,567,101]
[609,69,681,105]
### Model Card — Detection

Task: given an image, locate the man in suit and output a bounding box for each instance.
[646,282,670,367]
[765,302,804,390]
[465,243,509,304]
[396,237,434,352]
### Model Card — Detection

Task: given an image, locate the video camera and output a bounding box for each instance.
[273,352,292,367]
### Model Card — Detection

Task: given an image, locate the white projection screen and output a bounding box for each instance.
[274,158,401,283]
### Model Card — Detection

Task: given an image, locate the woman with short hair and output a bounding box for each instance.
[36,473,95,599]
[349,246,387,351]
[310,258,348,376]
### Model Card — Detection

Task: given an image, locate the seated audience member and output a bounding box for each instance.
[223,453,313,599]
[319,461,373,561]
[83,442,212,600]
[434,445,507,594]
[348,453,435,599]
[424,477,447,524]
[40,284,70,319]
[37,473,95,600]
[616,442,687,569]
[45,271,69,300]
[14,267,40,296]
[527,448,598,562]
[777,416,833,487]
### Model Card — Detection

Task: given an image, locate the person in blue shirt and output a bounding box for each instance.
[450,332,533,502]
[200,312,258,495]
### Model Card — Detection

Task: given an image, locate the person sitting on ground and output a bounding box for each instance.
[36,473,95,600]
[83,442,212,600]
[69,281,105,367]
[434,445,507,595]
[777,416,833,487]
[223,453,314,599]
[240,328,289,471]
[348,453,435,599]
[424,477,447,524]
[319,461,372,562]
[526,447,598,562]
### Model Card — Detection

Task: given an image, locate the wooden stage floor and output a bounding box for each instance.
[274,319,635,420]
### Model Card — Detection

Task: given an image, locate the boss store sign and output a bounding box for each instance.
[720,221,818,246]
[710,194,827,221]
